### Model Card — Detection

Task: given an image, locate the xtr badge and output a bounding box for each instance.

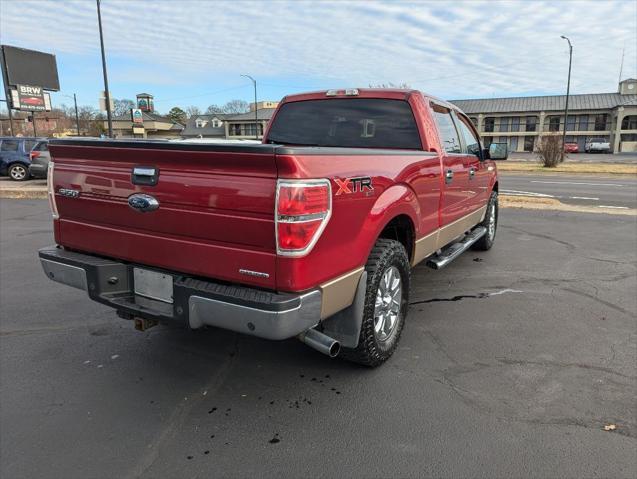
[334,176,373,196]
[128,194,159,212]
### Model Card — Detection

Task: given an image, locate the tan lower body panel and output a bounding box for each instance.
[412,206,486,266]
[319,267,364,319]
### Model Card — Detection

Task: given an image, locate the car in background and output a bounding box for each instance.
[0,137,45,181]
[564,142,579,153]
[28,140,50,179]
[585,138,611,153]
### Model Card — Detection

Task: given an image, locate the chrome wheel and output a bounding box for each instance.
[374,266,402,342]
[10,165,27,181]
[487,201,497,239]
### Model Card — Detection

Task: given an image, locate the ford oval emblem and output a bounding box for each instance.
[128,194,159,212]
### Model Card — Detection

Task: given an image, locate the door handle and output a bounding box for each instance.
[445,169,454,184]
[469,167,476,179]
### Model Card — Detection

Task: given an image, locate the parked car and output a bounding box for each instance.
[0,137,44,181]
[40,88,505,367]
[28,140,50,179]
[585,138,611,153]
[564,142,579,153]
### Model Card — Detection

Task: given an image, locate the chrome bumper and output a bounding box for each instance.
[39,246,322,340]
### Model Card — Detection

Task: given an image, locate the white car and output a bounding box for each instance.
[585,138,611,153]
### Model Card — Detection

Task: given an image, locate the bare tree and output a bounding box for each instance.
[368,82,411,89]
[205,104,224,114]
[186,106,201,118]
[113,99,135,116]
[223,99,249,114]
[536,133,562,167]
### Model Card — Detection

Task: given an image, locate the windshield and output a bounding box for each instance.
[266,98,422,149]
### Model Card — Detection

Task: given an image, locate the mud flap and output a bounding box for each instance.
[320,271,367,348]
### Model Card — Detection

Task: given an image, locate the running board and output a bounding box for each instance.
[426,226,487,270]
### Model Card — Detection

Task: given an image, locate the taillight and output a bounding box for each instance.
[30,151,41,161]
[47,161,59,219]
[276,179,331,257]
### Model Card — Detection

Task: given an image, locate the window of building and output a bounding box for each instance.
[621,134,637,141]
[433,110,462,153]
[484,117,495,132]
[621,115,637,130]
[455,115,480,156]
[509,136,519,152]
[525,116,537,132]
[211,119,222,128]
[510,117,520,132]
[469,117,478,127]
[195,118,207,128]
[482,136,493,148]
[566,115,576,132]
[523,136,535,152]
[578,115,589,131]
[548,116,561,132]
[594,114,607,131]
[0,140,18,151]
[499,117,509,132]
[230,124,241,136]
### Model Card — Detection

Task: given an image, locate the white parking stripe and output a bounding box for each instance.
[598,205,629,209]
[570,196,599,200]
[501,189,556,198]
[530,180,624,187]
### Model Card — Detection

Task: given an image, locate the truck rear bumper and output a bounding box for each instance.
[38,246,322,340]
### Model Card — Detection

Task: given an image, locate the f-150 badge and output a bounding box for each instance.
[334,176,373,195]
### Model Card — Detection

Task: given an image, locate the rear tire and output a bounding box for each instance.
[340,239,410,367]
[473,191,498,251]
[8,163,29,181]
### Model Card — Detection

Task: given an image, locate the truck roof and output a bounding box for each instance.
[280,88,460,113]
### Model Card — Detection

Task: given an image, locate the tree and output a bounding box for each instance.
[368,82,411,89]
[205,104,224,114]
[113,98,135,116]
[167,106,187,125]
[186,106,201,118]
[223,99,249,114]
[536,133,562,168]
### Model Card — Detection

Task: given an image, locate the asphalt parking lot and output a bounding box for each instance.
[1,199,636,479]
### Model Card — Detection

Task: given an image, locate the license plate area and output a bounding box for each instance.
[133,268,174,304]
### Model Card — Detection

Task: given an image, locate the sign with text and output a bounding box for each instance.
[10,85,51,111]
[131,108,143,124]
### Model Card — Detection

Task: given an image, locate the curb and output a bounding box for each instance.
[0,189,47,199]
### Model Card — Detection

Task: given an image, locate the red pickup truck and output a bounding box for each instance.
[40,88,505,366]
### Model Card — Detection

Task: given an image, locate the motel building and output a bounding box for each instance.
[450,78,637,153]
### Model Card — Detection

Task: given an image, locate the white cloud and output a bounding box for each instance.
[1,0,635,99]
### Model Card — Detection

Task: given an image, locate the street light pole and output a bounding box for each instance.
[241,74,258,140]
[97,0,113,137]
[560,35,572,162]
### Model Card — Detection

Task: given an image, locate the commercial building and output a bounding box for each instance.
[450,79,637,153]
[105,93,184,139]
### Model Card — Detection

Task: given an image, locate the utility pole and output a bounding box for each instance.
[560,35,572,162]
[0,99,13,135]
[241,74,258,140]
[73,93,80,135]
[97,0,113,137]
[32,111,37,136]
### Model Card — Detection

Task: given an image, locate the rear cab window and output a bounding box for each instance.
[266,98,422,149]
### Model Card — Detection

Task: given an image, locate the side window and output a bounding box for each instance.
[1,140,19,152]
[38,142,49,151]
[456,115,481,156]
[24,140,37,152]
[433,109,461,154]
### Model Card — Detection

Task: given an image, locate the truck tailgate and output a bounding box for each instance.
[49,140,278,289]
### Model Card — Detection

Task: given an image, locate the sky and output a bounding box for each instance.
[1,0,636,114]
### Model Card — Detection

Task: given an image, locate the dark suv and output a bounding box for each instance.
[0,137,45,181]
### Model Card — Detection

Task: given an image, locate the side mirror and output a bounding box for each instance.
[488,142,508,160]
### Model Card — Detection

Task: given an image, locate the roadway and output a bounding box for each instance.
[500,173,637,209]
[1,199,636,478]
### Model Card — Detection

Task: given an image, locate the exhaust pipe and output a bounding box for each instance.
[299,328,340,358]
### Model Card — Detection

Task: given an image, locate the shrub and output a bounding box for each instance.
[536,134,563,167]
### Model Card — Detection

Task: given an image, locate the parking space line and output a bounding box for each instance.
[598,205,629,209]
[570,196,599,200]
[530,181,624,187]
